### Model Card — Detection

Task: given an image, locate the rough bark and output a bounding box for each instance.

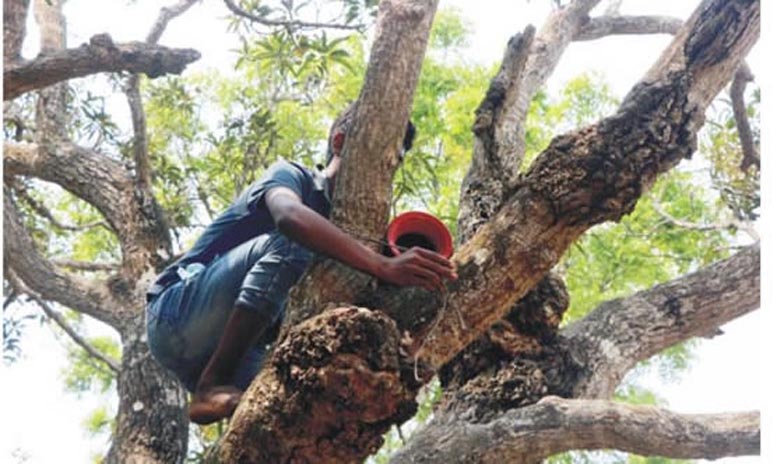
[456,25,535,241]
[105,315,190,464]
[221,1,440,460]
[4,34,200,101]
[565,243,760,398]
[457,0,601,240]
[391,396,760,463]
[429,244,759,424]
[402,0,759,371]
[218,0,759,462]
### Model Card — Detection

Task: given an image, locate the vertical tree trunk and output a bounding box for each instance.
[106,315,189,464]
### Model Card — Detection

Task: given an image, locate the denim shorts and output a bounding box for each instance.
[145,231,312,392]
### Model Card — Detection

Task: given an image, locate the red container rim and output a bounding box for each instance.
[386,211,454,258]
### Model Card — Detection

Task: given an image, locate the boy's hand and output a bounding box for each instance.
[376,247,457,292]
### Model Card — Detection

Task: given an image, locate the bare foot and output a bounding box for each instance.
[189,385,243,425]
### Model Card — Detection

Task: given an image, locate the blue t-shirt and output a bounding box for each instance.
[147,160,331,301]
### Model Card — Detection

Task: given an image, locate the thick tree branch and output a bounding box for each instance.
[730,63,759,172]
[3,34,200,101]
[6,269,121,373]
[386,0,760,371]
[391,396,760,462]
[576,15,684,41]
[4,140,173,278]
[458,0,602,240]
[565,243,760,398]
[457,26,535,242]
[3,188,124,327]
[223,0,364,31]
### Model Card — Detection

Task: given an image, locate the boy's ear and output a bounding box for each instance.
[333,132,346,153]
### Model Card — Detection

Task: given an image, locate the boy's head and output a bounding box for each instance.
[325,102,416,166]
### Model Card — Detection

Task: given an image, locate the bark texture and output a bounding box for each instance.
[3,0,761,462]
[219,0,760,462]
[390,396,760,463]
[566,243,760,398]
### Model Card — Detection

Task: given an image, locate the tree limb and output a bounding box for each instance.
[3,34,200,101]
[391,396,760,463]
[565,243,760,398]
[4,140,173,277]
[223,0,364,31]
[3,188,124,327]
[457,26,535,242]
[14,183,110,232]
[6,269,121,373]
[730,63,759,172]
[126,0,200,190]
[384,0,760,371]
[457,0,602,240]
[575,15,684,41]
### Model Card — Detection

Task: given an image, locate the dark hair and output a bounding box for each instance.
[325,103,416,165]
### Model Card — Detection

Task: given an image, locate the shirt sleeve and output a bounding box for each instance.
[246,160,307,210]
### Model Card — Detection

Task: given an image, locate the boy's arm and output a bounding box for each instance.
[265,187,456,291]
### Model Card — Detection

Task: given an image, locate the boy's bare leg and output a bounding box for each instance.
[189,305,271,425]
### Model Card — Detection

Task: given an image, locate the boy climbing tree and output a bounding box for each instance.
[145,104,457,424]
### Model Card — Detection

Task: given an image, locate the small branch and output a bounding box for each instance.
[565,243,760,398]
[4,33,200,101]
[223,0,363,31]
[575,15,683,41]
[6,269,120,374]
[4,187,122,327]
[652,200,759,242]
[730,63,759,173]
[52,259,119,272]
[146,0,201,44]
[14,184,110,232]
[126,0,200,189]
[392,397,760,463]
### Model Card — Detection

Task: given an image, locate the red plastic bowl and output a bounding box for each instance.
[386,211,454,258]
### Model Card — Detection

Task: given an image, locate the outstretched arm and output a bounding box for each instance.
[265,187,456,291]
